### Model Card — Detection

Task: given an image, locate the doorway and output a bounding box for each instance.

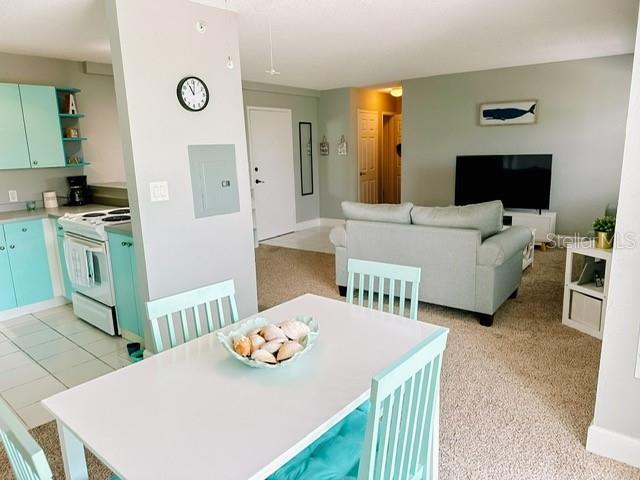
[381,113,402,204]
[357,109,379,203]
[246,107,296,241]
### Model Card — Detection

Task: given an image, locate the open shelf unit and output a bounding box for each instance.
[562,243,612,339]
[56,87,88,167]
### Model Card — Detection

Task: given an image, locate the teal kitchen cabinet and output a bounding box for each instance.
[0,83,31,170]
[109,231,144,337]
[3,220,53,307]
[0,229,17,310]
[19,85,65,168]
[55,220,73,300]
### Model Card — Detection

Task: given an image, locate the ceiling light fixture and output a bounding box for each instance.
[389,87,403,98]
[265,17,280,75]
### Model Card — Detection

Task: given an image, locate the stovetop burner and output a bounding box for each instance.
[108,208,130,215]
[103,215,131,222]
[82,212,107,218]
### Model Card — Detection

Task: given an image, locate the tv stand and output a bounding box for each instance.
[503,210,556,248]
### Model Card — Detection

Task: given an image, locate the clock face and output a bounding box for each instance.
[177,76,209,112]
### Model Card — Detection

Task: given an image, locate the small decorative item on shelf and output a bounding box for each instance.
[64,127,79,138]
[25,201,36,211]
[62,93,78,114]
[593,215,615,249]
[67,155,82,166]
[319,136,329,156]
[337,135,347,156]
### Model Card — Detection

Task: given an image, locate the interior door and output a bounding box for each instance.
[358,110,379,203]
[247,107,296,241]
[394,115,402,202]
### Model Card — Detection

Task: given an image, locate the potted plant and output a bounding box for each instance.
[593,215,616,249]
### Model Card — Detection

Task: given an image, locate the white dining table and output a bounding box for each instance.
[42,293,443,480]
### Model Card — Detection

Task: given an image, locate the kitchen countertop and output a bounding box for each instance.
[0,204,115,224]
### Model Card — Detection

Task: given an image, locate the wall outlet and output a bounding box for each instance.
[8,190,18,203]
[149,181,169,202]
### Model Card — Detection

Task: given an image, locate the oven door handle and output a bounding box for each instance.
[86,250,95,281]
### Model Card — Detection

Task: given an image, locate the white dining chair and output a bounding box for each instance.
[0,398,52,480]
[146,279,239,353]
[346,258,422,320]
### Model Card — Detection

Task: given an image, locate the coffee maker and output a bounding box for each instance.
[66,175,90,206]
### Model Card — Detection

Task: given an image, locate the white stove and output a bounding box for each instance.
[59,207,131,336]
[59,208,131,241]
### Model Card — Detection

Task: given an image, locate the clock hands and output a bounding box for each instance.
[188,82,195,95]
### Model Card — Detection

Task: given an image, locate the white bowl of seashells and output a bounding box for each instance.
[216,316,318,368]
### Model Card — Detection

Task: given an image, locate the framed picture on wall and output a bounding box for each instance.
[479,100,537,126]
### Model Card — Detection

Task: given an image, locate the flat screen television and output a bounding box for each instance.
[455,154,552,210]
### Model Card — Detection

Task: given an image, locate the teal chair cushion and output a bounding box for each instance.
[268,401,370,480]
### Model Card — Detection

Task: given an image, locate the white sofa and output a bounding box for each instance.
[329,200,532,326]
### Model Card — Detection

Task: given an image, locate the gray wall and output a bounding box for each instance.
[403,55,633,235]
[107,0,257,319]
[0,52,124,210]
[319,88,356,218]
[588,17,640,467]
[242,81,320,223]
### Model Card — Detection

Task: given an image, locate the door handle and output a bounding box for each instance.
[0,246,4,251]
[359,172,365,176]
[255,179,265,184]
[21,228,27,232]
[9,245,15,249]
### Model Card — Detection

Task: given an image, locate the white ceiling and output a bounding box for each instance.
[0,0,637,90]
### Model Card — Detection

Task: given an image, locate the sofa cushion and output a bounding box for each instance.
[410,200,503,239]
[342,201,413,224]
[329,225,347,248]
[477,226,532,266]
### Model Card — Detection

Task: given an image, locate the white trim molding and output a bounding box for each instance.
[0,297,69,323]
[586,422,640,469]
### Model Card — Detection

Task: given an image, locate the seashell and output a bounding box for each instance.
[261,339,285,354]
[276,341,304,362]
[279,320,311,342]
[260,324,287,342]
[249,334,266,353]
[248,327,262,337]
[251,349,277,364]
[233,336,251,357]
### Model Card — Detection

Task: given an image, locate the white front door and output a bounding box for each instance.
[247,107,296,241]
[358,110,379,203]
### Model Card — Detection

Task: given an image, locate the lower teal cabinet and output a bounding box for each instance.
[55,224,73,301]
[3,220,53,307]
[109,231,144,337]
[0,231,17,310]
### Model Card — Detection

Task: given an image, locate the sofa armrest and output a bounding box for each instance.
[329,225,347,248]
[478,226,532,266]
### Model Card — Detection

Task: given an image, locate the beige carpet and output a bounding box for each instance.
[2,245,639,479]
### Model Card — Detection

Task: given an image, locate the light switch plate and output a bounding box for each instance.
[149,181,169,202]
[8,190,17,202]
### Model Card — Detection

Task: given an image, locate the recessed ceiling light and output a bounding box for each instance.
[196,21,207,33]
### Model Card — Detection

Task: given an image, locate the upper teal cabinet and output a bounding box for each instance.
[0,83,31,170]
[0,83,68,171]
[19,85,65,168]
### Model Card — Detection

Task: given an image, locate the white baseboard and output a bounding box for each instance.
[0,297,69,322]
[586,422,640,469]
[295,218,345,231]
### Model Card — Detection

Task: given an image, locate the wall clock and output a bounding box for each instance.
[177,76,209,112]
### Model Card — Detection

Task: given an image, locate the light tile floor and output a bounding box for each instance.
[0,305,132,429]
[260,225,337,254]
